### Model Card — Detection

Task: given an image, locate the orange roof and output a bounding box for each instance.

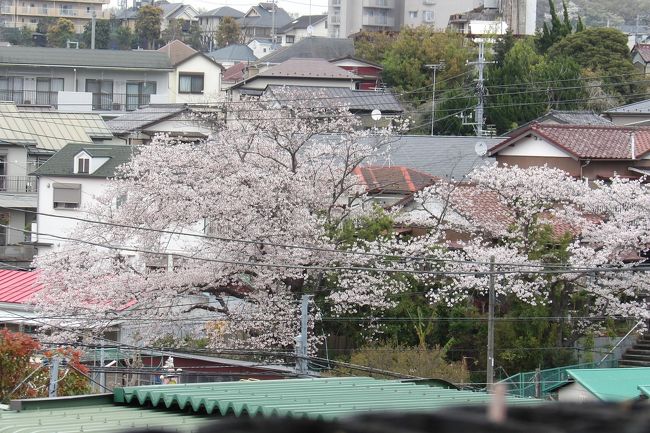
[354,166,436,194]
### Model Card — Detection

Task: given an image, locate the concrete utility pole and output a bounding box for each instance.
[486,256,496,391]
[48,356,60,398]
[296,294,312,374]
[271,0,277,49]
[468,41,491,136]
[91,11,96,49]
[424,62,445,136]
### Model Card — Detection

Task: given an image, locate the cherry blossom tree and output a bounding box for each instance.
[33,89,404,352]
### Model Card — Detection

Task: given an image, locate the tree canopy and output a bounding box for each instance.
[216,16,241,48]
[47,18,75,48]
[135,5,162,49]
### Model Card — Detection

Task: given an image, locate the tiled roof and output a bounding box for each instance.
[34,143,133,178]
[633,44,650,63]
[258,58,359,79]
[490,124,650,159]
[158,40,197,66]
[605,99,650,114]
[0,270,42,303]
[256,37,355,64]
[207,44,256,62]
[106,104,189,134]
[198,6,244,18]
[264,85,403,113]
[238,4,291,29]
[0,46,173,70]
[278,15,327,33]
[354,166,436,194]
[223,62,248,82]
[369,135,500,179]
[544,110,612,125]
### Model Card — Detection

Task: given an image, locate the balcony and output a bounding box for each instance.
[0,90,58,107]
[331,15,341,24]
[362,15,395,27]
[91,92,153,112]
[0,176,38,193]
[362,0,395,8]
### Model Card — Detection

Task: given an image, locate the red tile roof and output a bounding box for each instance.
[490,124,650,160]
[0,270,42,304]
[354,166,436,194]
[223,62,248,82]
[258,58,360,80]
[634,44,650,63]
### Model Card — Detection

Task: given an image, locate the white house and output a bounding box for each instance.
[247,38,274,59]
[0,46,173,117]
[277,15,328,45]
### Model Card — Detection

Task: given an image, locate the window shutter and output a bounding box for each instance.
[53,183,81,204]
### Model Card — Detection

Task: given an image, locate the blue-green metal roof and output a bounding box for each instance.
[566,367,650,402]
[114,377,543,420]
[638,384,650,397]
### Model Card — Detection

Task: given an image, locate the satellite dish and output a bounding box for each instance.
[475,141,488,156]
[307,25,314,36]
[371,109,382,121]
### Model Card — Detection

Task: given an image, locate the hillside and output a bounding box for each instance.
[537,0,650,29]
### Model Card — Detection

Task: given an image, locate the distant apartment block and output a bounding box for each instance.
[328,0,479,37]
[0,0,109,33]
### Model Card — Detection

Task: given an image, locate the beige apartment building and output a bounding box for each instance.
[328,0,480,37]
[0,0,108,33]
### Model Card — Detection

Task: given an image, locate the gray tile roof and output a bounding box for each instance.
[199,6,244,18]
[0,46,173,70]
[278,15,327,33]
[106,104,189,134]
[34,143,133,178]
[207,44,257,62]
[544,110,612,125]
[256,37,354,64]
[369,135,501,180]
[265,85,403,113]
[258,58,358,79]
[605,99,650,114]
[238,4,291,29]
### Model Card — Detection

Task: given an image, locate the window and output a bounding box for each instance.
[77,157,89,174]
[86,79,113,110]
[179,73,204,94]
[285,35,295,44]
[36,77,63,105]
[0,76,24,103]
[126,81,156,111]
[53,183,81,209]
[423,10,434,22]
[409,11,418,19]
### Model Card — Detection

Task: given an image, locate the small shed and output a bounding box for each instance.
[556,367,650,402]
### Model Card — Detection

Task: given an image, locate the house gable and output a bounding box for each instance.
[496,135,575,158]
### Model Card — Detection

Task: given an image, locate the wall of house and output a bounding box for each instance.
[496,155,647,179]
[496,135,571,158]
[170,55,222,104]
[230,77,355,99]
[557,382,599,403]
[606,114,650,126]
[496,155,581,176]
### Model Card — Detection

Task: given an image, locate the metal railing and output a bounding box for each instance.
[0,175,38,193]
[0,90,58,107]
[498,359,619,399]
[91,92,153,112]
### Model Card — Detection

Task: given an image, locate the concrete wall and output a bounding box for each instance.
[557,382,599,403]
[57,91,93,112]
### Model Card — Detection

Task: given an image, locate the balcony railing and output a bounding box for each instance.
[0,90,58,107]
[362,15,395,27]
[0,176,38,193]
[91,92,153,112]
[362,0,395,8]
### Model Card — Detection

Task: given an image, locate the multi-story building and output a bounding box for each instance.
[328,0,479,37]
[0,0,109,33]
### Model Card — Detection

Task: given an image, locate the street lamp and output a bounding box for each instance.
[424,62,445,136]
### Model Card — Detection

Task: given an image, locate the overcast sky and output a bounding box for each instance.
[112,1,330,15]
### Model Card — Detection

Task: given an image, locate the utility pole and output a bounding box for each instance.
[48,356,60,398]
[468,41,491,137]
[91,11,96,49]
[486,256,496,392]
[99,341,106,391]
[271,0,277,50]
[424,62,445,136]
[296,294,312,374]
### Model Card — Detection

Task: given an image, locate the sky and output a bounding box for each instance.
[111,0,330,15]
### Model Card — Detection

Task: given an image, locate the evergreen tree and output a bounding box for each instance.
[576,15,585,32]
[561,0,572,37]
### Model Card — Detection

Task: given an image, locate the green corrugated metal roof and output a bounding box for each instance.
[114,377,543,420]
[566,367,650,402]
[0,404,211,433]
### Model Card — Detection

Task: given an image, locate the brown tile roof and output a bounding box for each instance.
[490,124,650,160]
[223,62,248,82]
[634,44,650,63]
[158,40,197,66]
[354,166,436,194]
[258,58,359,80]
